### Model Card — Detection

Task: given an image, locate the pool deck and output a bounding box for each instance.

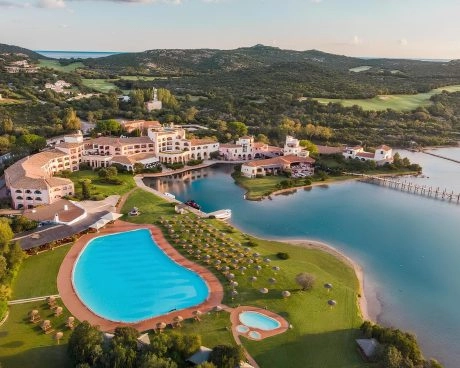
[57,220,224,332]
[230,306,290,341]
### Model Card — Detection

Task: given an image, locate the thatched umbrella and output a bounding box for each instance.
[223,266,230,272]
[264,258,271,265]
[214,260,221,265]
[259,288,269,294]
[214,305,223,312]
[239,266,247,275]
[254,265,262,274]
[249,276,257,283]
[324,283,333,292]
[41,320,51,332]
[29,309,40,322]
[55,331,63,344]
[268,277,276,284]
[173,315,184,327]
[327,300,337,308]
[156,322,167,332]
[281,290,291,298]
[253,252,261,258]
[229,281,239,288]
[54,306,63,317]
[226,273,235,280]
[47,296,56,307]
[66,316,75,329]
[231,290,238,299]
[272,266,280,274]
[192,310,202,322]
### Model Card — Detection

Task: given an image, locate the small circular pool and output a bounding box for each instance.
[239,311,281,331]
[236,325,250,333]
[248,331,262,340]
[73,229,209,323]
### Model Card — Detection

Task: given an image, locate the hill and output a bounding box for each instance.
[0,43,47,60]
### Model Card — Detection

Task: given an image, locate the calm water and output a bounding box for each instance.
[239,311,281,331]
[145,148,460,367]
[73,229,209,322]
[35,50,122,59]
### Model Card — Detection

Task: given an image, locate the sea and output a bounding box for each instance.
[144,147,460,367]
[35,50,123,59]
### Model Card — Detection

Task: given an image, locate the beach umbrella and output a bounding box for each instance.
[47,296,56,306]
[253,252,261,258]
[67,316,75,329]
[259,288,269,294]
[226,273,235,280]
[54,306,63,316]
[223,266,230,272]
[249,276,257,283]
[281,290,291,298]
[214,305,223,312]
[173,316,184,327]
[230,281,239,288]
[231,290,238,298]
[214,260,221,265]
[328,300,337,308]
[268,277,276,284]
[41,320,51,332]
[231,259,239,265]
[204,255,211,260]
[324,283,333,292]
[55,331,63,344]
[239,266,247,274]
[254,265,262,274]
[264,258,271,264]
[247,259,254,264]
[192,310,202,321]
[272,266,280,273]
[156,322,167,332]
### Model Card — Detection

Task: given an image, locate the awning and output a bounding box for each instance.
[101,212,123,221]
[89,218,110,230]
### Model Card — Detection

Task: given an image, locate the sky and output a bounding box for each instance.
[0,0,460,59]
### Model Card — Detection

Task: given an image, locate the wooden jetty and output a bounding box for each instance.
[422,151,460,165]
[344,173,460,204]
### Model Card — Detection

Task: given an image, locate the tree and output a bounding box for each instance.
[133,162,145,174]
[0,117,13,134]
[255,134,269,144]
[63,108,81,131]
[16,134,46,153]
[158,88,179,110]
[0,220,14,253]
[0,136,10,152]
[80,179,91,200]
[383,345,403,368]
[169,333,201,359]
[299,140,319,155]
[227,121,248,138]
[0,256,7,281]
[295,272,316,291]
[209,345,244,368]
[68,321,104,366]
[184,106,199,122]
[98,168,108,179]
[107,166,118,178]
[138,353,178,368]
[95,119,122,136]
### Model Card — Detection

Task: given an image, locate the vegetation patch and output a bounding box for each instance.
[81,79,119,93]
[37,59,84,72]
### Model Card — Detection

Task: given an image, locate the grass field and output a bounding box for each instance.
[349,66,372,72]
[120,75,167,81]
[68,170,136,198]
[11,245,72,300]
[122,189,367,368]
[312,84,460,111]
[81,78,119,93]
[38,59,84,72]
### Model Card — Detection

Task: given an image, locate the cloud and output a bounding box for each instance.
[37,0,66,7]
[399,38,408,46]
[0,1,30,7]
[310,0,323,3]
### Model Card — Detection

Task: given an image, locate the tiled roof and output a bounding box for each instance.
[87,136,152,147]
[356,152,375,158]
[316,145,345,155]
[190,138,218,146]
[245,154,315,167]
[23,199,84,223]
[376,145,392,151]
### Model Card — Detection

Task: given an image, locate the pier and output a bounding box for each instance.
[421,150,460,165]
[344,173,460,204]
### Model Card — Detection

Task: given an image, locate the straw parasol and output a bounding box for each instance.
[47,296,56,307]
[259,288,269,294]
[41,320,51,333]
[239,266,247,274]
[229,281,239,288]
[324,283,333,292]
[264,258,271,264]
[231,290,238,298]
[214,305,223,312]
[29,309,40,322]
[192,310,202,322]
[281,290,291,298]
[226,273,235,280]
[254,265,262,274]
[66,316,75,329]
[272,266,280,273]
[173,315,184,327]
[327,300,337,308]
[54,306,63,317]
[55,331,63,344]
[249,276,257,283]
[268,277,276,284]
[156,322,167,332]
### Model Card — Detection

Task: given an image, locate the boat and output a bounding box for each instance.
[164,192,176,199]
[208,209,232,220]
[184,200,201,210]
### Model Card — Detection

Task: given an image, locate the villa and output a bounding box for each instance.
[241,155,315,178]
[5,125,220,208]
[120,119,162,134]
[343,145,393,165]
[219,136,282,161]
[45,80,71,94]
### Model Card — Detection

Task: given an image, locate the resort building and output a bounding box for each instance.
[343,145,393,165]
[241,155,315,178]
[45,80,71,94]
[283,136,310,157]
[120,120,162,134]
[219,136,255,161]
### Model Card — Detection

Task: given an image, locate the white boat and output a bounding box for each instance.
[164,192,176,199]
[208,209,232,220]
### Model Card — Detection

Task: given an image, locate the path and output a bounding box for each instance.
[116,187,137,212]
[8,294,60,305]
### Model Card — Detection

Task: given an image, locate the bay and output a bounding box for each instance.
[145,148,460,367]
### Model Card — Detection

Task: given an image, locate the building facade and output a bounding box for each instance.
[343,145,393,165]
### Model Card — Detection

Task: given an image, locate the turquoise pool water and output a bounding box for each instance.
[239,311,281,331]
[72,229,209,322]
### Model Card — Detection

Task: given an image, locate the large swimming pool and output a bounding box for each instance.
[239,311,281,331]
[72,229,209,322]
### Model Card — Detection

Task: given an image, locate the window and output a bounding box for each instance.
[26,197,33,201]
[15,189,22,193]
[16,196,23,200]
[36,197,42,201]
[34,190,42,194]
[25,189,31,193]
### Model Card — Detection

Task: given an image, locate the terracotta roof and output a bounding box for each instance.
[316,145,345,155]
[23,199,84,223]
[376,145,392,151]
[110,155,133,165]
[253,142,267,148]
[220,144,240,149]
[244,154,315,167]
[87,136,152,147]
[189,138,218,146]
[356,152,375,158]
[56,142,84,149]
[112,152,158,166]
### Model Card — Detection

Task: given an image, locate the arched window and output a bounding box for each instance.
[34,190,42,194]
[36,197,42,201]
[16,196,23,200]
[15,190,22,193]
[26,197,33,201]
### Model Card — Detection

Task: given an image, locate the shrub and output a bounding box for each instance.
[246,240,258,247]
[295,272,316,290]
[276,252,290,260]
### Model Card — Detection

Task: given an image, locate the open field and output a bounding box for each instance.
[310,84,460,111]
[122,189,367,368]
[81,78,119,93]
[12,245,72,300]
[38,59,84,72]
[0,302,73,368]
[349,66,372,72]
[68,170,136,198]
[120,75,167,81]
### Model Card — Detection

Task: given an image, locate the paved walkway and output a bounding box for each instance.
[8,294,61,305]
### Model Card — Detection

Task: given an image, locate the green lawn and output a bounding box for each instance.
[233,175,287,200]
[311,84,460,111]
[81,78,119,93]
[120,75,167,81]
[0,302,73,368]
[122,189,368,368]
[12,245,72,300]
[68,170,136,198]
[38,59,84,72]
